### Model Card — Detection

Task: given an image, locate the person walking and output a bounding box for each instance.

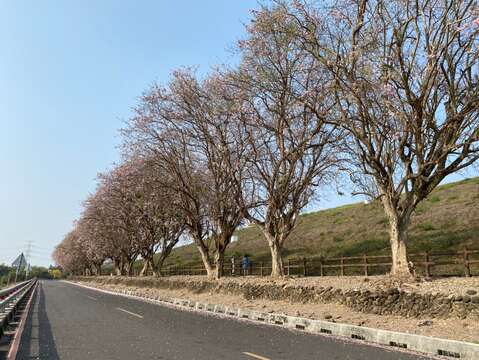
[242,255,250,276]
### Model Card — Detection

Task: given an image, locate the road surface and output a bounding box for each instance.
[16,280,431,360]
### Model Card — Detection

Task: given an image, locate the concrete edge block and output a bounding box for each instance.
[238,309,254,320]
[224,306,239,317]
[269,313,287,326]
[250,311,268,322]
[195,302,206,310]
[284,316,313,331]
[213,304,226,314]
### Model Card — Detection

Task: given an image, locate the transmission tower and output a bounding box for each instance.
[24,240,33,278]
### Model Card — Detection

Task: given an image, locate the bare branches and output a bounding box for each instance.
[230,3,342,276]
[53,0,479,280]
[123,70,246,279]
[287,0,479,276]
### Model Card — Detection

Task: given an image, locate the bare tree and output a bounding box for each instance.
[123,71,246,279]
[287,0,479,276]
[125,158,185,277]
[53,230,90,276]
[231,5,340,277]
[96,167,144,276]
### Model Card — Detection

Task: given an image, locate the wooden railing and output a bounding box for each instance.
[161,247,479,277]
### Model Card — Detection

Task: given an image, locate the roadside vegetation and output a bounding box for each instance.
[0,265,61,287]
[53,0,479,280]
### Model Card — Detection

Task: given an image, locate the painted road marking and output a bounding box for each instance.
[243,352,271,360]
[87,295,98,301]
[115,307,144,319]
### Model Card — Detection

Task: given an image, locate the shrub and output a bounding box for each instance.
[417,222,436,231]
[428,196,441,203]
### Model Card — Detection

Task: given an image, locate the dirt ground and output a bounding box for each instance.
[147,274,479,295]
[76,275,479,344]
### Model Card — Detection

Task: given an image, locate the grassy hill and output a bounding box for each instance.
[165,177,479,266]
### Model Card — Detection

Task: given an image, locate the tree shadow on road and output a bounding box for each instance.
[14,283,60,360]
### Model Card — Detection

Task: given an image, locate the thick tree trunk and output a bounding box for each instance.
[125,260,135,277]
[113,259,122,276]
[154,256,166,277]
[384,203,413,277]
[196,244,214,278]
[153,241,177,277]
[269,243,284,277]
[264,232,284,277]
[140,259,152,276]
[389,219,411,276]
[214,251,225,280]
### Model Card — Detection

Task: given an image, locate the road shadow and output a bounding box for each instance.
[14,283,60,360]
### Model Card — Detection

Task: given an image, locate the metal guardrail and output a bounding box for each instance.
[0,281,31,302]
[0,279,36,338]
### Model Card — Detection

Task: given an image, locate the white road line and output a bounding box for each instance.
[87,295,98,301]
[242,352,271,360]
[115,307,144,319]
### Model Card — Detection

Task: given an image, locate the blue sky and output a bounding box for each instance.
[0,0,263,266]
[0,1,476,267]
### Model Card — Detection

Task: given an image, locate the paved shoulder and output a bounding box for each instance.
[17,280,431,360]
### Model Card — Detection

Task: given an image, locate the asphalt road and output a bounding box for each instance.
[16,280,432,360]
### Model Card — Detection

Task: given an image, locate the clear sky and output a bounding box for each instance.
[0,1,476,267]
[0,0,263,266]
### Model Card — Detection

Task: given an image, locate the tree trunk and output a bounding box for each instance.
[384,204,413,277]
[154,256,166,277]
[196,244,214,278]
[214,251,225,280]
[269,243,284,277]
[113,259,122,276]
[95,264,102,276]
[125,260,135,277]
[264,232,284,277]
[389,220,411,276]
[140,259,152,276]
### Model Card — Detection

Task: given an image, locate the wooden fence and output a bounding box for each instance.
[161,247,479,277]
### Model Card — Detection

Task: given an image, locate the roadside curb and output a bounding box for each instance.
[64,280,479,360]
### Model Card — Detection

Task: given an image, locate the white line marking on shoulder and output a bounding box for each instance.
[242,351,271,360]
[115,307,144,319]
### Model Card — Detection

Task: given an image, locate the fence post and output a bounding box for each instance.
[287,260,291,276]
[363,254,368,276]
[320,259,324,276]
[464,247,471,277]
[260,262,264,277]
[302,258,307,277]
[424,251,431,277]
[340,257,344,276]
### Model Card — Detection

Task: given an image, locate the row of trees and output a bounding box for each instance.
[53,0,479,279]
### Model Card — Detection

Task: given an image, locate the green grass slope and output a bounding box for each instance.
[166,177,479,266]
